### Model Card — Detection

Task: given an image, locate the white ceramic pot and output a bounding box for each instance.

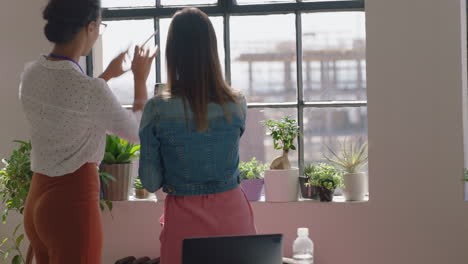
[342,172,367,201]
[264,168,299,202]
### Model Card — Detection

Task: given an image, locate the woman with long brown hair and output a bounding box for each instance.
[138,7,256,264]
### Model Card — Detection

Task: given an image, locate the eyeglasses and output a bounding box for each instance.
[99,22,108,35]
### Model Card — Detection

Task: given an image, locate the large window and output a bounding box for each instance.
[91,0,367,174]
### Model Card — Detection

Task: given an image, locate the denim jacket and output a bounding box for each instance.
[138,95,247,196]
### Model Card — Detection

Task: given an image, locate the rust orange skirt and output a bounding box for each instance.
[24,163,102,264]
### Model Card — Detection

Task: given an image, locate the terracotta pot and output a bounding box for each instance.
[135,188,149,199]
[318,186,335,202]
[299,176,319,199]
[100,163,133,201]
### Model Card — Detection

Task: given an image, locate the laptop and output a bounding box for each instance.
[182,234,283,264]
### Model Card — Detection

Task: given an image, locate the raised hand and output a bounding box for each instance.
[100,50,130,82]
[131,45,158,83]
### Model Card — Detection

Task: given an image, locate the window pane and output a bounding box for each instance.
[100,19,156,104]
[102,0,155,8]
[160,16,225,83]
[303,107,368,165]
[240,108,298,168]
[161,0,217,5]
[302,12,366,101]
[231,15,297,103]
[236,0,294,4]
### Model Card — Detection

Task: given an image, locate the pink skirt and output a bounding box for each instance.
[159,187,257,264]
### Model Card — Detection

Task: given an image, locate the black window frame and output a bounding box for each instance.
[88,0,367,175]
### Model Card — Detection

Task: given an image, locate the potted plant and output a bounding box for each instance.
[261,116,300,202]
[306,163,343,202]
[325,139,368,201]
[300,164,320,199]
[239,158,268,201]
[0,141,112,264]
[134,176,149,199]
[0,140,34,264]
[100,135,140,201]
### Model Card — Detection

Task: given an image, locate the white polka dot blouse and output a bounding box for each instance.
[19,55,141,177]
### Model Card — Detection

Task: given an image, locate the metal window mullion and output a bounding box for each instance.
[296,11,304,175]
[246,101,367,109]
[303,101,367,108]
[155,17,161,83]
[224,14,231,84]
[86,50,94,77]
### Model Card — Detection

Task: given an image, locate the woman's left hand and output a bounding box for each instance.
[99,51,129,82]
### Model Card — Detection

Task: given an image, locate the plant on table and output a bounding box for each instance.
[239,158,268,201]
[299,163,321,199]
[324,138,368,201]
[134,176,144,190]
[101,135,140,201]
[239,158,268,180]
[133,176,149,199]
[261,116,300,170]
[103,134,140,165]
[324,139,368,174]
[261,116,301,202]
[0,140,32,264]
[306,163,343,202]
[0,140,113,264]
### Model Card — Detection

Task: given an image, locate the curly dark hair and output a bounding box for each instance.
[43,0,101,44]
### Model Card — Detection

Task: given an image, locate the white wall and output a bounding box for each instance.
[0,0,49,156]
[0,1,49,263]
[1,0,468,263]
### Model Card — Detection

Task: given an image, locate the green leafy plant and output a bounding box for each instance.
[304,163,319,179]
[239,158,268,180]
[0,140,32,264]
[134,176,144,190]
[99,171,115,214]
[261,116,301,170]
[305,163,343,191]
[0,141,114,264]
[103,135,140,164]
[324,138,368,174]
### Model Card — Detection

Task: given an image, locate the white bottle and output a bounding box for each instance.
[292,227,314,264]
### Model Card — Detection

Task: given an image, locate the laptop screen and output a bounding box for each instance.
[182,234,283,264]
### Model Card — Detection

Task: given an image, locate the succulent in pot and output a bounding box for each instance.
[306,163,343,202]
[300,164,320,199]
[134,176,149,199]
[324,138,368,201]
[239,158,268,201]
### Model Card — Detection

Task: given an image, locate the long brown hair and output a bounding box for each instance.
[165,7,240,132]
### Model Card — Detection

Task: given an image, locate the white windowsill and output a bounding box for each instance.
[125,194,370,204]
